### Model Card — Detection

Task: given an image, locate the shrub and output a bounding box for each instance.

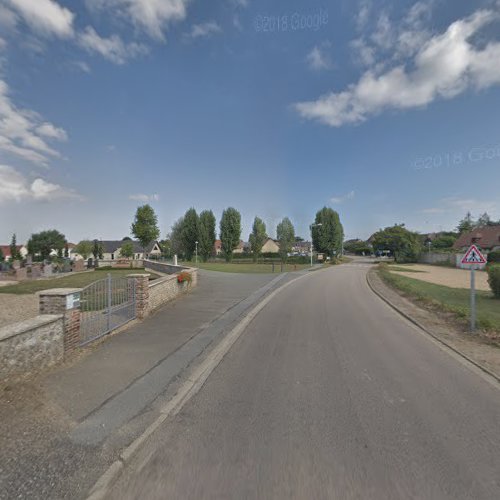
[487,250,500,264]
[487,264,500,298]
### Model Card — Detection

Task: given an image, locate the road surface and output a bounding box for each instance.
[109,263,500,499]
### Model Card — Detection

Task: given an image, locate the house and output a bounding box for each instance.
[214,240,223,256]
[95,240,162,261]
[453,225,500,253]
[233,240,247,254]
[292,241,311,255]
[261,238,280,254]
[0,244,28,261]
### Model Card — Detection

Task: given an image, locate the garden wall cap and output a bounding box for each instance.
[39,288,83,296]
[127,273,151,278]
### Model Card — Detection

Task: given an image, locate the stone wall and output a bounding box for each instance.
[95,259,144,269]
[147,268,198,314]
[0,315,63,383]
[144,259,189,275]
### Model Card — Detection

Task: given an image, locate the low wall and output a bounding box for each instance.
[95,260,144,269]
[0,315,63,383]
[418,253,457,266]
[144,259,189,275]
[147,268,198,314]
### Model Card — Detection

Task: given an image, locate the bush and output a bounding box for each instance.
[487,250,500,264]
[487,264,500,298]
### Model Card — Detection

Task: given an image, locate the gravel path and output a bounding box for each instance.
[0,294,39,329]
[392,264,490,291]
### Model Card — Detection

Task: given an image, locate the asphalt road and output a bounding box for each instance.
[109,263,500,499]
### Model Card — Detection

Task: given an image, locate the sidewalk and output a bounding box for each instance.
[0,269,295,500]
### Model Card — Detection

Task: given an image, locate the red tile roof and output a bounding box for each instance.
[0,245,23,258]
[453,225,500,250]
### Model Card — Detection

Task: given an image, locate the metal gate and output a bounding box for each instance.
[79,274,136,346]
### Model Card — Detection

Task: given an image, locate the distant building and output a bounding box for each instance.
[0,244,28,261]
[453,225,500,252]
[261,238,280,254]
[77,240,162,261]
[214,240,223,256]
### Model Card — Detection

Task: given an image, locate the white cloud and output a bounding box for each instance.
[0,79,67,165]
[85,0,190,41]
[129,193,160,202]
[421,197,500,216]
[186,21,222,39]
[36,122,68,141]
[7,0,75,38]
[0,165,81,203]
[74,61,91,73]
[78,26,148,64]
[295,8,500,127]
[0,38,7,51]
[330,191,355,204]
[356,0,371,31]
[307,44,332,70]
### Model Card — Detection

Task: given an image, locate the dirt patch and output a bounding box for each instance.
[0,294,39,329]
[391,263,490,291]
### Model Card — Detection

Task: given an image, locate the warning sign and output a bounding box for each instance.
[461,245,486,265]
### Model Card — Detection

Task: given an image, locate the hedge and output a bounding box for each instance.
[487,264,500,298]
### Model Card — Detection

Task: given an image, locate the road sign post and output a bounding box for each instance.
[461,245,487,334]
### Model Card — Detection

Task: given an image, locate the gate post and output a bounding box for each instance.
[39,288,82,355]
[127,274,150,319]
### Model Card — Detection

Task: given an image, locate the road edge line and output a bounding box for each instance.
[366,269,500,385]
[86,271,309,500]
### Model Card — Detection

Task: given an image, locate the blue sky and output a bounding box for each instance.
[1,0,500,244]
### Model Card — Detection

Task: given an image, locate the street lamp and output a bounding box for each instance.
[195,241,198,264]
[310,223,323,267]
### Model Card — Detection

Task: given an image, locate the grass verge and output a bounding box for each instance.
[0,269,158,295]
[378,264,500,334]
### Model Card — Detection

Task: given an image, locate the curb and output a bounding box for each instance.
[86,270,310,499]
[366,269,500,385]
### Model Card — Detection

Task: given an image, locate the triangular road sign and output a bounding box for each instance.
[461,245,486,265]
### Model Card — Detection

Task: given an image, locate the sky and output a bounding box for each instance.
[1,0,500,244]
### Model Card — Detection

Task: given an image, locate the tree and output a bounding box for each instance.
[9,233,21,261]
[220,207,241,262]
[121,241,134,259]
[198,210,216,262]
[75,240,93,260]
[64,243,69,258]
[122,236,132,241]
[344,239,372,255]
[276,217,295,262]
[457,212,475,234]
[431,233,457,250]
[169,217,185,258]
[27,230,66,261]
[312,207,344,257]
[0,247,4,263]
[371,224,422,263]
[181,208,200,261]
[131,204,160,253]
[249,216,267,262]
[477,212,492,227]
[92,239,104,260]
[159,238,172,259]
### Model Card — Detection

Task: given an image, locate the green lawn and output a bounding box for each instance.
[379,266,500,332]
[183,261,311,274]
[0,269,158,295]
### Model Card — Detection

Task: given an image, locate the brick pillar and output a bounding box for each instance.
[127,274,150,319]
[39,288,82,354]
